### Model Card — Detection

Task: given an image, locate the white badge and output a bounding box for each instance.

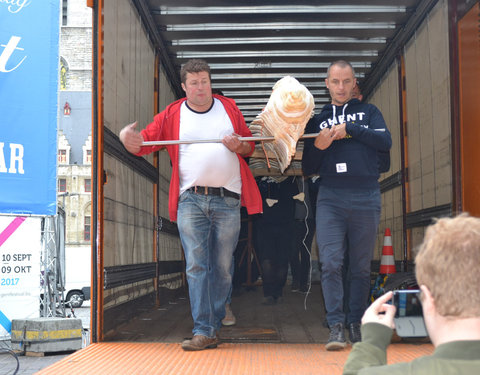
[336,163,347,173]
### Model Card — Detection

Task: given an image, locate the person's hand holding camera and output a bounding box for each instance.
[361,291,397,329]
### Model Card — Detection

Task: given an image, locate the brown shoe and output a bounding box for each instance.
[181,335,218,351]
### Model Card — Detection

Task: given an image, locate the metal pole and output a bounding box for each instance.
[141,133,319,147]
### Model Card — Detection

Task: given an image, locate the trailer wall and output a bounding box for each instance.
[101,0,182,334]
[156,68,183,290]
[370,63,404,263]
[371,0,452,264]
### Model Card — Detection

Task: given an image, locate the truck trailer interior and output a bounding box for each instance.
[88,0,479,347]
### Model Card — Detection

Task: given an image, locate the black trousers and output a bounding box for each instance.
[255,221,292,298]
[290,219,315,288]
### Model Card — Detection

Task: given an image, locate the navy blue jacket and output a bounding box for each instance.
[302,99,392,189]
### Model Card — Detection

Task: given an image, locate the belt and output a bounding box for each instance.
[188,186,240,200]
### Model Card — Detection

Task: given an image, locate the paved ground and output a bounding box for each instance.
[0,301,91,375]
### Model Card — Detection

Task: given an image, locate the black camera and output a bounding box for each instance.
[392,289,427,337]
[393,289,423,318]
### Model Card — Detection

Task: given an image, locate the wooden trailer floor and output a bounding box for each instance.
[37,284,433,374]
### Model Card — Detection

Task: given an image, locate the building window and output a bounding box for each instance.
[84,179,91,193]
[58,178,66,193]
[60,59,67,90]
[85,149,92,163]
[62,0,68,26]
[58,149,67,164]
[84,216,91,241]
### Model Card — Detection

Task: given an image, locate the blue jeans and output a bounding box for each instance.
[315,185,380,327]
[226,258,234,305]
[177,190,241,338]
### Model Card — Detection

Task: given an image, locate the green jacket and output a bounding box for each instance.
[343,323,480,375]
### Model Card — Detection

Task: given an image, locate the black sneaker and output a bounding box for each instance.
[326,323,347,351]
[348,322,362,344]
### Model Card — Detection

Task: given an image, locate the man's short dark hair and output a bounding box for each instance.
[327,60,356,78]
[180,59,211,84]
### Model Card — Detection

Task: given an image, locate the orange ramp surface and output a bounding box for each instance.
[36,342,433,375]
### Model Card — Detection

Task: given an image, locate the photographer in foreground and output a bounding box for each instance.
[343,213,480,374]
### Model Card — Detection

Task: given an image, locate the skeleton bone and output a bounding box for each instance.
[249,76,314,173]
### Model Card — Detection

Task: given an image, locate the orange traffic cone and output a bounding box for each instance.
[379,228,396,274]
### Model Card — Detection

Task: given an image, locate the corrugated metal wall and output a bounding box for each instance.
[370,0,452,262]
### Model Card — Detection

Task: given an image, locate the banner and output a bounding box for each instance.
[0,216,41,336]
[0,0,59,215]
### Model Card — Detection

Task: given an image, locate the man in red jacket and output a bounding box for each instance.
[120,59,262,351]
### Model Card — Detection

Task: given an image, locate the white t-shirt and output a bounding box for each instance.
[178,98,242,195]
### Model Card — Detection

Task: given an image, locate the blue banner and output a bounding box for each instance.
[0,1,59,215]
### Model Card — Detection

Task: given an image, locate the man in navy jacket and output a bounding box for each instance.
[302,60,392,350]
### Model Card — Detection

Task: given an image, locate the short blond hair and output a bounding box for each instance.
[415,213,480,318]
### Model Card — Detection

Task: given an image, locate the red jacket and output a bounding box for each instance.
[136,95,263,221]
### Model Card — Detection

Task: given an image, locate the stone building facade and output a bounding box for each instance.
[57,0,92,297]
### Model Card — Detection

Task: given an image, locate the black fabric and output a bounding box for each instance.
[253,177,296,298]
[290,219,315,289]
[377,149,391,173]
[290,177,316,290]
